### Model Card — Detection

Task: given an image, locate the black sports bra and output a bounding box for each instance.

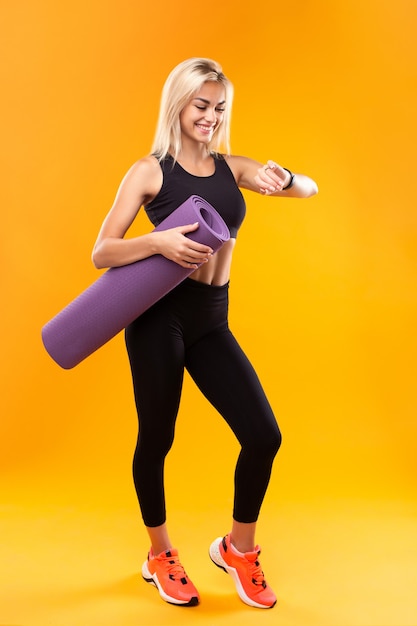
[145,154,246,238]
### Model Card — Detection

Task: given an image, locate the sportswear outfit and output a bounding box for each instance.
[124,154,281,607]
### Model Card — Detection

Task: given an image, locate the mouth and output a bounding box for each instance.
[195,124,215,135]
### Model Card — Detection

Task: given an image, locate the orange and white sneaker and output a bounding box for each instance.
[142,547,200,606]
[209,534,277,609]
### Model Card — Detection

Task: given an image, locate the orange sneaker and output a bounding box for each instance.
[209,534,277,609]
[142,547,200,606]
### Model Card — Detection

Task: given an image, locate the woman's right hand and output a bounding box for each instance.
[152,222,213,269]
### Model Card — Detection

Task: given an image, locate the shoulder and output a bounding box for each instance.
[126,154,162,179]
[121,155,163,204]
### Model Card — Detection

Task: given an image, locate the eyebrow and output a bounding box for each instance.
[193,97,226,105]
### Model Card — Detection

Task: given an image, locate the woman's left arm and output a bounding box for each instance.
[227,155,318,198]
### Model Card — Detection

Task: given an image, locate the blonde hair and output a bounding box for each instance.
[151,58,233,161]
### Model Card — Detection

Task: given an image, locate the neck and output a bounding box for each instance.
[176,136,212,164]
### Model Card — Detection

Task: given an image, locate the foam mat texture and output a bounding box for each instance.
[42,195,230,369]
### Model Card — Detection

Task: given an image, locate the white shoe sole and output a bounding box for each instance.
[141,559,199,606]
[209,537,276,609]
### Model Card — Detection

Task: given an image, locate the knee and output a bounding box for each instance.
[266,425,282,457]
[135,429,175,462]
[245,423,282,459]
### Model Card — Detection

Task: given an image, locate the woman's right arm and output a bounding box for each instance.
[92,156,213,269]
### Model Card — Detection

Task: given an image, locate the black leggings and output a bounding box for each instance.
[125,278,282,528]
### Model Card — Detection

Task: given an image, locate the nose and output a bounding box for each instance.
[204,107,217,124]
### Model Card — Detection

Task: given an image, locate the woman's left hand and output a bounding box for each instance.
[254,160,291,195]
[226,154,318,198]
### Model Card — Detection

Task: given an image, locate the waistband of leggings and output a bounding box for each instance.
[182,277,230,292]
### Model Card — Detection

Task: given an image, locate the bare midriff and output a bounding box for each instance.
[188,238,236,286]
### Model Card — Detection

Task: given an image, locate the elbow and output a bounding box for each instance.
[91,245,106,270]
[306,181,319,198]
[290,176,319,199]
[299,179,318,198]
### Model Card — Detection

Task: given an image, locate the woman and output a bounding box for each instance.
[92,58,318,609]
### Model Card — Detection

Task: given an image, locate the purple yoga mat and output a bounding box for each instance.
[42,195,230,369]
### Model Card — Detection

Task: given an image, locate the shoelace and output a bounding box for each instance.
[160,554,188,581]
[247,556,267,587]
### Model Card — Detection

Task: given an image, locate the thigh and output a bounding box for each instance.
[185,328,278,445]
[125,302,185,437]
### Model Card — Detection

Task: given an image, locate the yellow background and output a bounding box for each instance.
[1,1,416,625]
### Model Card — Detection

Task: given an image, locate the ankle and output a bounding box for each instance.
[151,544,173,557]
[230,520,257,553]
[146,522,173,557]
[229,534,255,554]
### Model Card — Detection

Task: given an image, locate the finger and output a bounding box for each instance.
[255,172,277,193]
[176,223,214,252]
[266,161,289,187]
[260,163,285,192]
[176,222,200,234]
[184,239,214,257]
[178,258,199,269]
[183,248,211,263]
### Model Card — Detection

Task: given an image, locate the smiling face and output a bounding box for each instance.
[179,81,226,147]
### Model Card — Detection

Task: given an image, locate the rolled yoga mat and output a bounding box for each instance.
[42,195,230,369]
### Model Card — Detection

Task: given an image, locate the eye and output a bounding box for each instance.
[216,108,225,113]
[195,106,206,110]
